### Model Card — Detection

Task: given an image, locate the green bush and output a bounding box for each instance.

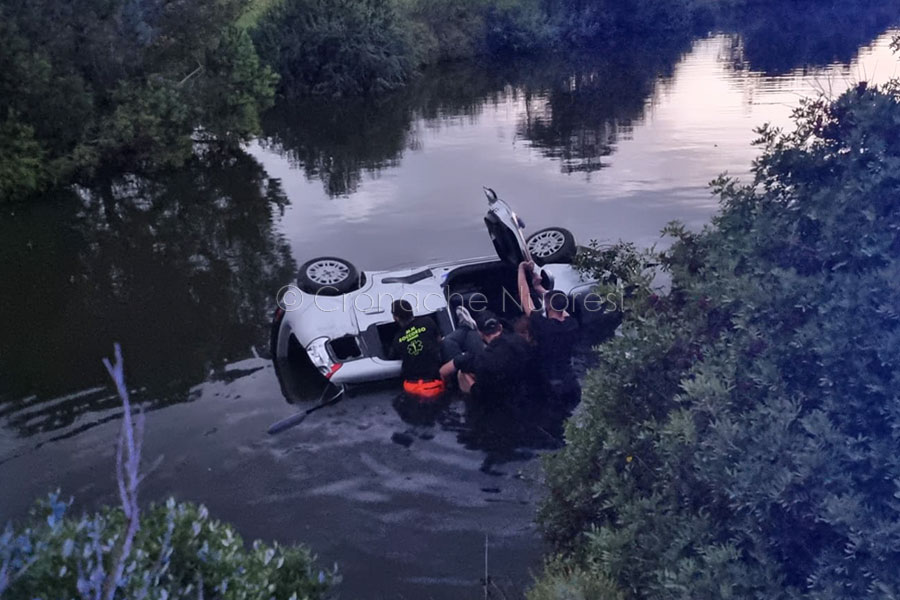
[572,241,656,305]
[253,0,415,97]
[401,0,488,62]
[0,118,46,200]
[484,0,553,55]
[542,0,692,47]
[1,494,335,599]
[533,77,900,597]
[401,0,550,62]
[529,558,624,600]
[0,0,277,202]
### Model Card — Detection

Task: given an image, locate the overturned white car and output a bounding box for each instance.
[270,189,617,396]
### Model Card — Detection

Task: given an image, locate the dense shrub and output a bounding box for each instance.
[0,0,277,202]
[253,0,415,97]
[533,77,900,597]
[401,0,551,62]
[401,0,490,62]
[483,0,553,55]
[542,0,692,47]
[251,0,703,94]
[1,494,335,599]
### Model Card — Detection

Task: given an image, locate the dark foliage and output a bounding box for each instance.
[534,74,900,598]
[0,0,276,202]
[403,0,552,62]
[2,494,333,598]
[717,0,900,75]
[542,0,693,48]
[253,0,415,97]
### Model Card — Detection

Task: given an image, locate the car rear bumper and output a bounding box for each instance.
[327,356,401,384]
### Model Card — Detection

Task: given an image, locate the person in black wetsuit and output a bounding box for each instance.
[388,299,445,399]
[439,311,530,403]
[518,261,581,407]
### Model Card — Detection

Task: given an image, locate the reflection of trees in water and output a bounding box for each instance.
[517,39,690,175]
[718,1,900,75]
[259,6,900,195]
[261,98,414,197]
[0,149,295,437]
[261,40,693,193]
[259,63,525,197]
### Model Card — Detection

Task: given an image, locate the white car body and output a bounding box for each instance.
[271,191,606,387]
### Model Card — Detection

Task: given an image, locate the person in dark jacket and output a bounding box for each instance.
[518,261,581,406]
[388,299,445,399]
[439,311,530,402]
[441,306,484,362]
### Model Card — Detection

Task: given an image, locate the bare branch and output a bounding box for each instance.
[115,432,130,520]
[100,343,144,600]
[177,63,205,87]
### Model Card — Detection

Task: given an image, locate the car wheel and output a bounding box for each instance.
[297,256,359,295]
[526,227,577,266]
[270,307,285,360]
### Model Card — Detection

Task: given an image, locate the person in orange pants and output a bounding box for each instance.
[388,300,445,401]
[402,378,446,399]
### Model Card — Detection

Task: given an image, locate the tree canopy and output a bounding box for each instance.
[0,0,276,202]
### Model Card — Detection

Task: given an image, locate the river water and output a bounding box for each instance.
[2,11,899,598]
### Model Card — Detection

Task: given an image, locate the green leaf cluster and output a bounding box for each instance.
[533,76,900,598]
[253,0,415,97]
[3,495,335,600]
[400,0,551,63]
[541,0,693,47]
[0,0,277,202]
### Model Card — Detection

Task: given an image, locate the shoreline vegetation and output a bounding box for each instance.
[4,3,900,599]
[2,0,899,202]
[0,345,334,599]
[531,40,900,597]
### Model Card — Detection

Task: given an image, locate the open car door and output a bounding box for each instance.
[483,188,531,267]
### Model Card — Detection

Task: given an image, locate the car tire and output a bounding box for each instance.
[270,307,285,360]
[526,227,577,266]
[297,256,359,296]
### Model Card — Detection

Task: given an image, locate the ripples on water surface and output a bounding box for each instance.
[1,15,899,598]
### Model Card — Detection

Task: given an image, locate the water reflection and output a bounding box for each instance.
[260,42,697,195]
[519,39,691,175]
[456,401,567,474]
[719,1,900,75]
[259,1,900,199]
[261,99,414,198]
[392,394,451,429]
[2,15,899,595]
[0,149,295,436]
[390,391,571,474]
[260,62,534,197]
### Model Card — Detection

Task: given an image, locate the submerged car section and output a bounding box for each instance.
[272,189,613,394]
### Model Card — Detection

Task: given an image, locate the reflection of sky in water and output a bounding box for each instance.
[250,31,900,272]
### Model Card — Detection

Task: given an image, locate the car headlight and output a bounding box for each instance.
[305,337,332,369]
